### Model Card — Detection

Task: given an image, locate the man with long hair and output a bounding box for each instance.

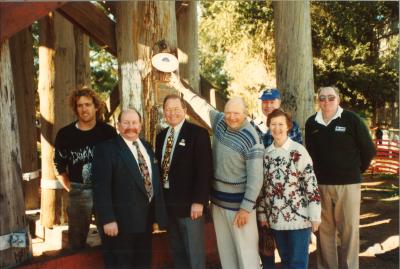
[54,87,117,250]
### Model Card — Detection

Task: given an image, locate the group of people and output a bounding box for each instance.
[54,83,376,269]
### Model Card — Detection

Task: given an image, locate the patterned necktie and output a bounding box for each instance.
[133,141,153,201]
[161,128,175,184]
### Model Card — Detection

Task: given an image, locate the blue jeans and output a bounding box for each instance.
[272,228,311,269]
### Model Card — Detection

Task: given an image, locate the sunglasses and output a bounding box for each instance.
[318,95,336,102]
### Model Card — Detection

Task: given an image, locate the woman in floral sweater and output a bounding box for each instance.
[257,109,321,269]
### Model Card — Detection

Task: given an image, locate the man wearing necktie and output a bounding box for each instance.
[93,108,167,269]
[156,94,213,269]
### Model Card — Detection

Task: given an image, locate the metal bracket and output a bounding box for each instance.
[22,169,41,181]
[0,232,27,251]
[41,178,64,189]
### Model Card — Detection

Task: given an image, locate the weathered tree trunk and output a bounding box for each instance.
[9,27,40,210]
[39,12,75,228]
[273,1,314,130]
[74,27,91,88]
[115,1,178,144]
[115,2,144,113]
[0,40,30,269]
[176,1,200,93]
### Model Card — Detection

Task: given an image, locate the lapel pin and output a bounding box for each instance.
[179,139,186,146]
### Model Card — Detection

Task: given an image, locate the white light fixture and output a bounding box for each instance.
[151,52,179,73]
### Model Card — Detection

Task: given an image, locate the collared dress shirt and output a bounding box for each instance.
[161,119,185,188]
[121,136,153,180]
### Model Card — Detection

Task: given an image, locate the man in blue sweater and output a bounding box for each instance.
[305,86,375,269]
[169,75,264,269]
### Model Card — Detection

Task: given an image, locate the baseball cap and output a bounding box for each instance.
[259,88,281,100]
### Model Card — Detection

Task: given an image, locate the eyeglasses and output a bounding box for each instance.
[164,107,184,114]
[318,95,336,102]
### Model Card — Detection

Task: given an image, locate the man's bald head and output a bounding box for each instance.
[224,97,248,130]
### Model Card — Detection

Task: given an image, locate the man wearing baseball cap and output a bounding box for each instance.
[253,88,303,269]
[254,88,303,147]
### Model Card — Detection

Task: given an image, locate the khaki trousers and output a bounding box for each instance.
[317,184,361,269]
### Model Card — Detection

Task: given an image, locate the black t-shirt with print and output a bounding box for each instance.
[54,121,117,184]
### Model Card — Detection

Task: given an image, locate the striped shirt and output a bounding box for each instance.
[210,110,264,212]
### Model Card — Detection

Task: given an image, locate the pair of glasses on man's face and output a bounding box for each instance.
[318,95,336,102]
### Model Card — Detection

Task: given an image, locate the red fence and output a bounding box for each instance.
[367,139,399,175]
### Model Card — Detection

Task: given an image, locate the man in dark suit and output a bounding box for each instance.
[155,94,213,269]
[93,108,167,269]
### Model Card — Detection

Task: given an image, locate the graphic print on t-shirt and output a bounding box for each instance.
[70,145,94,185]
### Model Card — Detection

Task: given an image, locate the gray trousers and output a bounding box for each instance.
[67,183,93,250]
[168,215,206,269]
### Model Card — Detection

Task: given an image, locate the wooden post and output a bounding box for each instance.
[273,1,314,129]
[39,12,75,228]
[177,1,200,93]
[9,27,40,210]
[115,2,144,113]
[0,40,30,269]
[115,1,178,143]
[74,26,91,88]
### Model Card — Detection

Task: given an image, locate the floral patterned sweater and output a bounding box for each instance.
[257,138,321,230]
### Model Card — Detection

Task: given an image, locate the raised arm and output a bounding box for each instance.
[169,73,215,129]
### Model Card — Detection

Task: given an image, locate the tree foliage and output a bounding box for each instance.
[311,2,399,115]
[199,1,275,117]
[89,40,118,96]
[199,1,399,118]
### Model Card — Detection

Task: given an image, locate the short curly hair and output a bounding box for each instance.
[266,109,293,131]
[69,87,105,121]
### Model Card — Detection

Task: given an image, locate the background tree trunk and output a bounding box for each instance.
[0,40,30,269]
[177,1,200,93]
[116,1,178,144]
[273,1,314,130]
[39,12,75,228]
[9,27,40,210]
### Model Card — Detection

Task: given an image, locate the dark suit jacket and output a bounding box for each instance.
[92,135,167,234]
[155,120,213,218]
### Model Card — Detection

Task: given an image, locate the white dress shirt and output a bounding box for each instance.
[315,106,344,126]
[161,119,185,188]
[121,136,153,180]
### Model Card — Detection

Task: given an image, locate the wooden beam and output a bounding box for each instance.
[0,2,65,43]
[99,1,116,18]
[105,85,120,121]
[58,2,117,56]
